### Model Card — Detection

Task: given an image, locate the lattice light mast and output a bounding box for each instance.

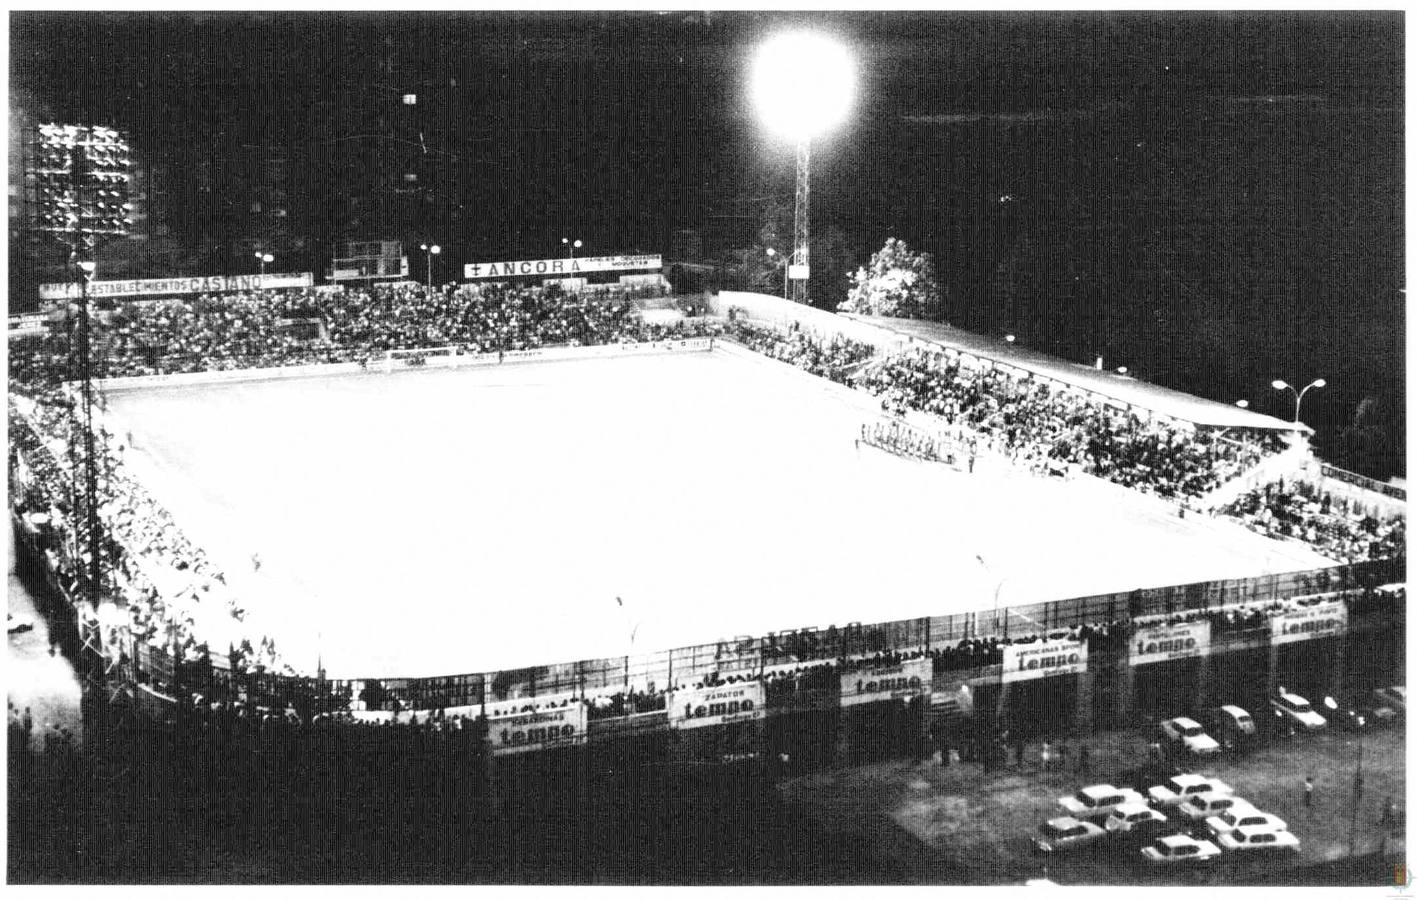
[31,123,134,614]
[750,32,855,304]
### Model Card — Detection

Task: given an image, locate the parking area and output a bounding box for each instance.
[777,720,1406,885]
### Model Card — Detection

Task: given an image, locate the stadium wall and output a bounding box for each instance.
[9,497,1403,783]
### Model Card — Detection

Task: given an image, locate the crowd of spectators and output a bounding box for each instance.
[726,319,875,384]
[8,282,706,387]
[852,346,1285,502]
[1222,479,1406,564]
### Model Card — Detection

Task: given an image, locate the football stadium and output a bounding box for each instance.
[7,10,1404,887]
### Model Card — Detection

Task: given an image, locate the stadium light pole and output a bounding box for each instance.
[751,31,856,305]
[420,243,440,293]
[765,247,788,299]
[1272,378,1326,424]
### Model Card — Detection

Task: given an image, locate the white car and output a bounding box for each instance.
[1104,802,1168,834]
[1159,717,1222,756]
[1141,833,1223,865]
[1271,691,1327,731]
[1148,774,1233,808]
[1177,791,1249,821]
[1059,785,1147,820]
[1217,824,1301,853]
[1205,806,1286,839]
[1034,816,1107,853]
[7,613,35,635]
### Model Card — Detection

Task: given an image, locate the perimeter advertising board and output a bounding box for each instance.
[485,703,587,756]
[39,272,315,302]
[1270,598,1348,646]
[1128,618,1211,666]
[668,682,764,730]
[839,658,932,707]
[1001,639,1088,683]
[463,253,662,280]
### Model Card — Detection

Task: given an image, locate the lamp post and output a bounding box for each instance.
[750,31,856,305]
[765,247,788,299]
[562,237,582,259]
[254,252,273,280]
[1235,399,1250,409]
[1272,378,1326,425]
[1324,696,1365,855]
[419,243,440,293]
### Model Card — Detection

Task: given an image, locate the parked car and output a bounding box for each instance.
[1373,686,1406,719]
[1270,691,1327,732]
[1177,791,1249,822]
[1104,802,1168,835]
[1158,717,1223,756]
[1323,696,1378,732]
[1059,785,1147,820]
[1205,806,1286,840]
[1141,833,1223,865]
[1148,774,1233,809]
[1034,816,1107,853]
[1201,705,1258,749]
[1216,824,1300,853]
[7,613,35,635]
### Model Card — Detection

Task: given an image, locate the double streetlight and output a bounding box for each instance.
[253,252,273,279]
[419,242,441,293]
[562,237,582,259]
[1272,378,1325,424]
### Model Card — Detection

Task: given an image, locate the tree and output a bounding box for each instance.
[837,238,945,320]
[1332,395,1403,480]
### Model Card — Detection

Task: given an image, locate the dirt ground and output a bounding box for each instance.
[778,722,1407,885]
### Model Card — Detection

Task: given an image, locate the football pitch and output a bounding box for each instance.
[103,347,1335,679]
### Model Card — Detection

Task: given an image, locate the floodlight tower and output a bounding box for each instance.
[30,124,134,619]
[750,32,855,304]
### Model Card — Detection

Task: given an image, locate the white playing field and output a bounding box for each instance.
[103,348,1335,679]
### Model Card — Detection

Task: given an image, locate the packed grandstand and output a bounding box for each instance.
[7,281,1406,742]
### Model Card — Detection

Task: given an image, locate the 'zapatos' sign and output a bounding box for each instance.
[840,658,933,707]
[1129,619,1211,666]
[1001,639,1088,683]
[1270,599,1348,646]
[464,254,662,280]
[487,704,586,756]
[669,682,764,730]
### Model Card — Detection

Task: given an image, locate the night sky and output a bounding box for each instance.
[9,11,1405,476]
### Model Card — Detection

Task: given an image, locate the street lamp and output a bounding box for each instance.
[1272,378,1326,424]
[1004,334,1016,344]
[765,247,788,300]
[1235,399,1250,409]
[419,243,441,293]
[750,31,856,304]
[561,237,583,259]
[1324,696,1365,855]
[254,252,273,279]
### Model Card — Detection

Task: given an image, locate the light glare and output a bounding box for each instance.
[750,32,855,140]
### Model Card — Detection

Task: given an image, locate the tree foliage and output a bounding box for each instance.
[837,238,945,319]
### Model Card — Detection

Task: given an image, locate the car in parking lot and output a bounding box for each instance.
[1200,705,1258,749]
[1216,824,1300,853]
[1323,696,1380,732]
[1158,717,1223,756]
[1176,791,1249,822]
[1373,686,1406,718]
[1147,774,1233,809]
[1140,833,1223,865]
[1204,806,1286,840]
[1033,816,1107,853]
[1059,784,1147,820]
[1270,691,1327,732]
[1104,802,1168,835]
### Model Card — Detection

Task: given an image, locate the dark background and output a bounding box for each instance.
[8,11,1404,477]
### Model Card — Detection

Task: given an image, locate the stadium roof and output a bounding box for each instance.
[849,315,1310,434]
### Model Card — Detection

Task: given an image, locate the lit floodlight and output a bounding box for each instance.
[750,31,855,140]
